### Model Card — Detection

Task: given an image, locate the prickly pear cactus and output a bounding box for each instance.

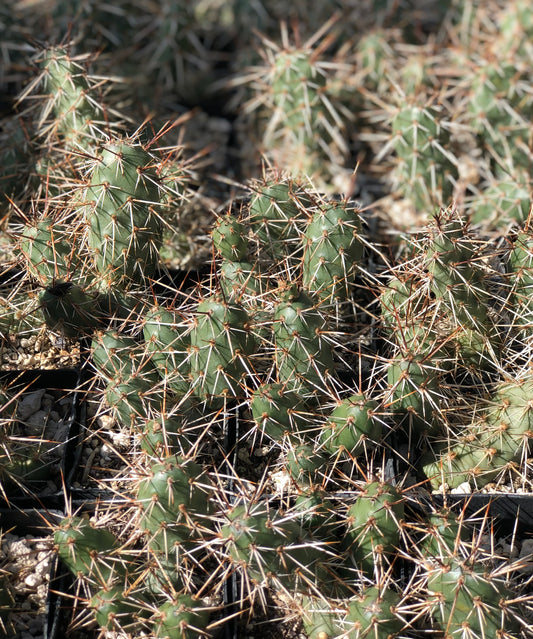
[391,102,457,211]
[85,140,164,289]
[427,559,521,637]
[343,481,404,578]
[302,200,364,304]
[38,47,110,149]
[424,377,533,490]
[273,284,335,396]
[242,27,353,187]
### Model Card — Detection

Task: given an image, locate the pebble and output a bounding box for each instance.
[98,414,115,430]
[450,481,471,494]
[16,390,45,421]
[26,409,49,429]
[24,573,42,589]
[519,539,533,575]
[6,538,32,561]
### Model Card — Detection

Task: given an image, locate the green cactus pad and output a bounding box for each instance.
[302,201,364,302]
[54,516,121,584]
[344,482,404,576]
[250,383,307,442]
[154,595,210,639]
[211,214,248,261]
[189,295,256,401]
[273,286,335,393]
[321,393,381,455]
[428,560,520,636]
[86,142,164,287]
[342,586,403,638]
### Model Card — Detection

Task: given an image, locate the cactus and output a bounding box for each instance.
[136,456,214,558]
[37,47,113,150]
[250,382,308,443]
[142,306,192,396]
[154,594,211,639]
[385,353,441,437]
[301,200,364,304]
[508,229,533,329]
[188,294,257,403]
[40,281,102,337]
[320,393,381,456]
[427,559,521,637]
[467,58,532,173]
[390,101,457,212]
[242,25,352,187]
[211,213,249,262]
[218,499,336,596]
[468,175,531,228]
[424,377,533,490]
[54,515,124,585]
[342,585,404,639]
[380,209,504,373]
[247,177,311,261]
[12,7,533,638]
[20,219,85,286]
[286,441,329,489]
[273,284,335,396]
[90,585,140,632]
[84,140,165,289]
[300,596,343,639]
[343,481,404,578]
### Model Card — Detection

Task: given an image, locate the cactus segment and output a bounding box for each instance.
[386,355,440,436]
[343,586,403,638]
[212,214,248,261]
[90,586,138,632]
[321,394,381,456]
[105,376,161,429]
[20,220,83,285]
[54,516,121,584]
[392,103,457,210]
[92,329,159,384]
[218,259,262,301]
[86,142,164,288]
[427,560,520,637]
[154,595,210,639]
[189,295,256,401]
[300,596,342,639]
[273,286,334,394]
[343,482,404,576]
[287,442,329,488]
[302,201,364,303]
[424,378,533,490]
[250,383,307,442]
[248,181,310,259]
[40,47,106,148]
[142,306,191,395]
[137,456,213,552]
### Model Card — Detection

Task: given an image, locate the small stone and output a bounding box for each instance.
[16,390,45,420]
[519,539,533,575]
[24,572,42,589]
[98,414,115,430]
[451,481,471,494]
[26,409,49,430]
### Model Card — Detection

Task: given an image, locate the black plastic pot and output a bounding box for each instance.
[414,490,533,533]
[0,367,85,501]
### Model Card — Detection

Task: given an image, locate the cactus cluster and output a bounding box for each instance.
[48,180,533,636]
